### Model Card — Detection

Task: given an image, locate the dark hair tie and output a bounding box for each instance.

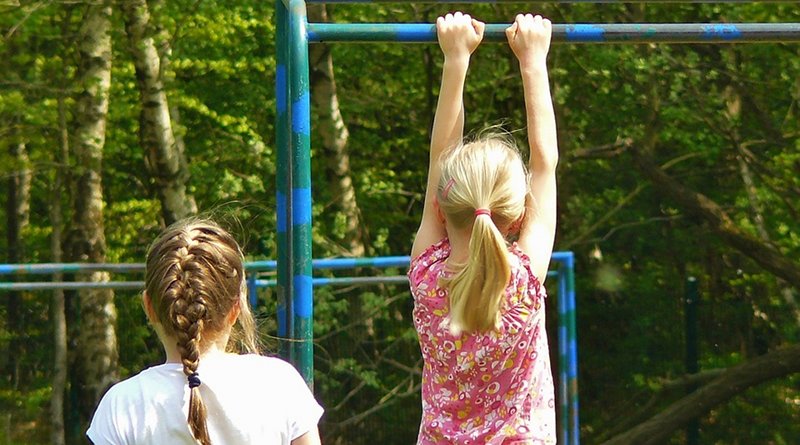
[187,372,202,389]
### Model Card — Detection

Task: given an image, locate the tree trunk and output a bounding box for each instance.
[50,78,70,445]
[5,139,31,388]
[307,5,365,258]
[67,0,119,434]
[726,83,800,327]
[121,0,196,225]
[630,148,800,289]
[602,343,800,445]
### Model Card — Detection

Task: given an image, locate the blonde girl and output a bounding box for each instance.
[88,219,323,445]
[408,12,558,444]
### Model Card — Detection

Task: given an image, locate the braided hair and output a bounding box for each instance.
[145,219,258,444]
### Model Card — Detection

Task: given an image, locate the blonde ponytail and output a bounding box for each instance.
[437,134,528,334]
[446,212,511,333]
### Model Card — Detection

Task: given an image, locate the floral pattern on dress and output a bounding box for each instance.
[408,238,556,445]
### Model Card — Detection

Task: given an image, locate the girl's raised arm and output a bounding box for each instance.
[411,12,484,259]
[507,14,559,283]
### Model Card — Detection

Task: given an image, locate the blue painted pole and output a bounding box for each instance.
[557,267,569,445]
[288,0,314,386]
[0,269,562,291]
[1,255,565,275]
[308,23,800,44]
[685,277,700,445]
[0,263,144,275]
[247,274,258,310]
[275,0,293,363]
[565,253,580,445]
[248,256,410,271]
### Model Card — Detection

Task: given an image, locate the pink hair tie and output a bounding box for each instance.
[474,208,492,217]
[441,178,456,199]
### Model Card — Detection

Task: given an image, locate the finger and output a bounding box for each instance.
[472,19,485,38]
[542,17,552,31]
[505,21,518,41]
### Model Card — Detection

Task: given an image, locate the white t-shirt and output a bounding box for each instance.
[87,352,323,445]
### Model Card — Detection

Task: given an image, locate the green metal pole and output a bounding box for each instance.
[565,253,580,445]
[685,277,699,445]
[275,0,293,363]
[288,0,314,387]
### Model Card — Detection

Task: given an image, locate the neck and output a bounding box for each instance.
[446,222,472,264]
[160,331,231,364]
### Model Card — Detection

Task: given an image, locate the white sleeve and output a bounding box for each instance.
[279,361,324,440]
[86,388,127,445]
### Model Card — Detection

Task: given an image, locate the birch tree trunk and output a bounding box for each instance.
[725,82,800,327]
[50,78,71,445]
[67,0,119,432]
[4,139,31,388]
[306,6,373,356]
[308,5,365,258]
[121,0,196,225]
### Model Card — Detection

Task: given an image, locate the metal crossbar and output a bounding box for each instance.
[308,22,800,43]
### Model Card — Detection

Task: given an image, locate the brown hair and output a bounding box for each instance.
[145,218,258,444]
[437,135,528,333]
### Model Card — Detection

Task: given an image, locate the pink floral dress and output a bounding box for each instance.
[408,238,556,445]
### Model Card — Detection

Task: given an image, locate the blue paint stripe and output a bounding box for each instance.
[565,296,576,312]
[293,274,313,318]
[702,24,742,40]
[292,187,312,225]
[291,92,310,136]
[566,24,605,42]
[247,275,258,308]
[396,25,434,42]
[276,65,287,114]
[276,191,287,233]
[552,251,572,262]
[277,305,288,336]
[568,341,579,378]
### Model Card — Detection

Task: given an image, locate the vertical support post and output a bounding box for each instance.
[288,0,314,386]
[275,0,293,362]
[565,253,580,445]
[247,273,258,310]
[685,276,699,445]
[557,266,569,445]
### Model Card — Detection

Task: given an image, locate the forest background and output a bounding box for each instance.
[1,1,799,444]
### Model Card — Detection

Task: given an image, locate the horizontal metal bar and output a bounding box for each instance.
[0,281,145,291]
[1,253,574,275]
[0,270,562,291]
[0,263,145,275]
[247,255,411,272]
[0,257,407,275]
[257,276,410,287]
[308,23,800,43]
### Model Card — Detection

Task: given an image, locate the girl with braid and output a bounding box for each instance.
[408,12,558,444]
[88,219,323,445]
